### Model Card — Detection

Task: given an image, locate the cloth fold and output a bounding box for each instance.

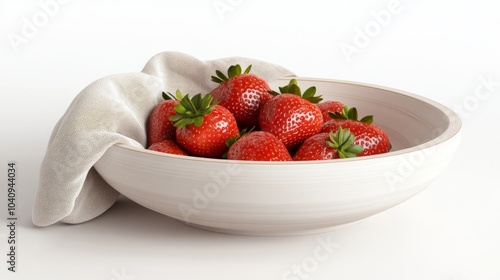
[33,51,295,226]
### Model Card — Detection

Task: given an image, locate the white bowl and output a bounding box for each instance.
[94,78,462,236]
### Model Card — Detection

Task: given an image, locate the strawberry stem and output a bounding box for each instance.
[211,64,252,84]
[222,127,255,158]
[328,105,373,124]
[327,127,363,158]
[168,92,217,128]
[162,89,183,101]
[270,79,323,104]
[225,127,255,148]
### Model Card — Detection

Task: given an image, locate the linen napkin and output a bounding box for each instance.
[32,51,295,226]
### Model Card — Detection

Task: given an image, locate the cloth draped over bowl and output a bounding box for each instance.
[32,51,295,227]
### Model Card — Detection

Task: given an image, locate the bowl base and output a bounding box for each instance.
[183,220,362,237]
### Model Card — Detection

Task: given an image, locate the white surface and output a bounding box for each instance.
[94,78,462,236]
[0,0,499,279]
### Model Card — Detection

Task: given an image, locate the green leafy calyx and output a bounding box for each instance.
[162,89,183,101]
[168,92,217,128]
[269,79,323,104]
[225,127,254,148]
[222,127,255,159]
[327,127,364,158]
[328,106,373,124]
[211,64,252,84]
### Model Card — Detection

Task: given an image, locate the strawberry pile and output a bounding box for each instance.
[147,65,391,161]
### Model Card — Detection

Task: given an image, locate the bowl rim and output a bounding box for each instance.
[111,77,462,165]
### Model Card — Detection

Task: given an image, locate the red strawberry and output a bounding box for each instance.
[210,64,272,130]
[293,127,363,160]
[259,79,323,150]
[322,106,391,156]
[147,91,181,147]
[317,100,344,123]
[169,93,239,158]
[227,131,292,161]
[148,139,189,156]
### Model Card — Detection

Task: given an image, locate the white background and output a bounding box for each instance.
[1,0,499,279]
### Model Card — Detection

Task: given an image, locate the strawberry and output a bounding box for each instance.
[293,127,363,160]
[259,79,323,150]
[210,64,272,130]
[322,106,391,156]
[148,139,189,156]
[147,91,181,147]
[227,131,292,161]
[169,92,240,158]
[317,100,344,123]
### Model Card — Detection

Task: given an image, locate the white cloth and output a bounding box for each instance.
[32,51,295,226]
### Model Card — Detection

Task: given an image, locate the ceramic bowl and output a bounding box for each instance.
[94,78,462,236]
